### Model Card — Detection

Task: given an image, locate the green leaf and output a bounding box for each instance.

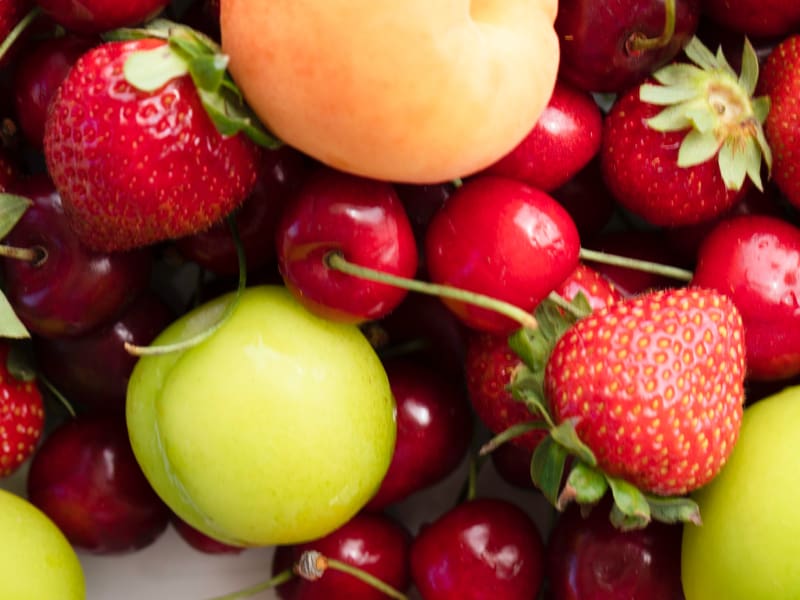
[549,418,597,467]
[752,95,771,124]
[508,327,538,371]
[606,476,651,530]
[645,494,702,525]
[677,129,722,167]
[742,137,765,191]
[0,290,29,339]
[646,103,693,132]
[639,82,700,105]
[738,38,759,97]
[510,374,552,425]
[683,36,720,72]
[530,435,568,506]
[718,138,748,191]
[651,63,706,87]
[0,194,31,240]
[124,44,189,92]
[562,461,608,507]
[198,88,282,148]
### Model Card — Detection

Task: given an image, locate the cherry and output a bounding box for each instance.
[700,0,800,39]
[276,165,418,323]
[1,174,154,337]
[35,0,170,34]
[545,499,684,599]
[365,359,472,511]
[393,181,455,275]
[32,291,173,414]
[425,175,580,334]
[12,34,96,149]
[691,214,800,381]
[26,414,170,554]
[410,497,545,600]
[551,158,617,241]
[481,79,604,192]
[175,145,311,276]
[555,0,701,93]
[489,442,536,490]
[171,514,245,555]
[272,511,412,600]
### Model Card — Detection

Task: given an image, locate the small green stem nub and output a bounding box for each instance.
[626,0,676,54]
[325,251,538,331]
[579,247,693,282]
[0,7,41,63]
[204,568,294,600]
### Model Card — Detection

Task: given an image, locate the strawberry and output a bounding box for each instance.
[758,35,800,211]
[43,32,266,252]
[0,342,45,478]
[601,36,771,227]
[546,287,745,494]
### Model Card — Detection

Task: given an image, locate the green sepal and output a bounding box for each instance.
[549,418,597,468]
[678,129,722,167]
[530,434,568,506]
[0,291,29,339]
[645,494,702,526]
[123,44,189,92]
[102,18,174,41]
[6,340,36,382]
[478,419,550,456]
[683,36,724,73]
[738,38,759,96]
[0,194,31,240]
[607,476,651,530]
[558,461,608,509]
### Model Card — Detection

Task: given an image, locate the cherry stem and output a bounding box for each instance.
[37,374,77,418]
[0,243,44,264]
[579,247,693,282]
[204,568,294,600]
[294,550,409,600]
[626,0,676,53]
[325,251,538,330]
[0,6,41,63]
[125,214,247,356]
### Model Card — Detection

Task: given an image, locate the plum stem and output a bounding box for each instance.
[579,247,693,282]
[626,0,676,54]
[204,568,294,600]
[0,6,41,63]
[294,550,409,600]
[325,251,538,331]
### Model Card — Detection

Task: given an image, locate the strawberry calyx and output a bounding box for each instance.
[640,35,772,192]
[490,295,701,530]
[104,19,281,149]
[0,193,34,339]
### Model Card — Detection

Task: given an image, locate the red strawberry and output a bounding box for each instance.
[43,36,263,252]
[601,36,771,227]
[0,343,45,478]
[545,287,745,498]
[758,35,800,211]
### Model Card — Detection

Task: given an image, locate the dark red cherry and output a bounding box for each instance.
[276,166,418,324]
[32,292,172,414]
[551,158,617,241]
[175,145,311,276]
[365,359,472,511]
[26,414,170,554]
[1,174,153,338]
[35,0,170,34]
[555,0,701,93]
[700,0,800,38]
[545,499,684,600]
[425,175,580,334]
[410,497,544,600]
[172,514,245,555]
[272,511,412,600]
[490,443,536,490]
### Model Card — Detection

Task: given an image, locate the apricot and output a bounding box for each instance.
[220,0,560,183]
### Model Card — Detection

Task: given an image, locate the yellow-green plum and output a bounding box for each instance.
[0,488,85,599]
[682,385,800,599]
[126,285,396,547]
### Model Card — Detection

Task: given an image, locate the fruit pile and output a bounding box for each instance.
[1,0,800,598]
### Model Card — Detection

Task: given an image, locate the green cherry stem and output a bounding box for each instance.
[325,251,538,330]
[295,551,409,600]
[579,247,694,282]
[626,0,676,54]
[0,6,41,63]
[125,215,247,356]
[205,568,295,600]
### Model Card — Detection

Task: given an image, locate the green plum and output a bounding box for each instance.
[0,488,85,599]
[126,285,396,547]
[682,385,800,599]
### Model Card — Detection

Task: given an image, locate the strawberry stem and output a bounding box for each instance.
[204,568,295,600]
[324,251,538,330]
[579,247,693,281]
[295,551,409,600]
[0,6,41,63]
[626,0,676,54]
[479,420,549,456]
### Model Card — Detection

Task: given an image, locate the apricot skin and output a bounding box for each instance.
[220,0,560,184]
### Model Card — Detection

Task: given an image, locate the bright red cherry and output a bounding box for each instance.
[272,511,412,600]
[276,166,418,323]
[26,414,170,554]
[425,175,580,334]
[410,497,545,600]
[365,359,472,511]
